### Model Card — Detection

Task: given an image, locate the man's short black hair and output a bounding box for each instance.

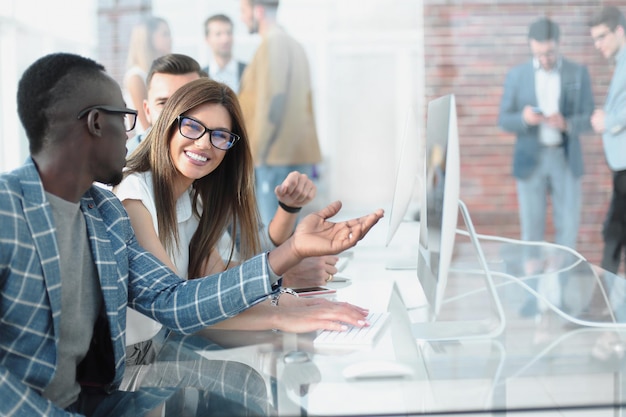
[17,53,105,154]
[528,17,560,42]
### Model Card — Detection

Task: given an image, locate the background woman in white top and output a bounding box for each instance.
[123,16,172,134]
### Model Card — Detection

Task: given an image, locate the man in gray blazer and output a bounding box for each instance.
[499,17,594,275]
[589,6,626,274]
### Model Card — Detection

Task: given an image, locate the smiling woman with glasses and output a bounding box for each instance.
[77,105,139,132]
[115,77,344,349]
[119,77,318,275]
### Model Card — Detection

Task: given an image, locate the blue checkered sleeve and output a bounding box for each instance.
[82,186,278,333]
[124,235,275,334]
[0,172,83,416]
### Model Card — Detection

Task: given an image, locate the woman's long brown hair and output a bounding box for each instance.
[125,78,261,278]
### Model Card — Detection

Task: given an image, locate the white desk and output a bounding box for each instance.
[154,217,626,416]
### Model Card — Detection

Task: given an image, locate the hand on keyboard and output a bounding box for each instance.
[270,296,370,333]
[314,312,390,347]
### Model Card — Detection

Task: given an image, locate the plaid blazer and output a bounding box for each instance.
[0,158,275,416]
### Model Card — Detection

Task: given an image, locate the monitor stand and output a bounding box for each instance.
[408,199,506,341]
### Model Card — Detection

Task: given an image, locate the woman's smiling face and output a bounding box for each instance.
[169,102,231,186]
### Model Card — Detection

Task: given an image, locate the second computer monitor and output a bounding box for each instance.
[417,94,460,318]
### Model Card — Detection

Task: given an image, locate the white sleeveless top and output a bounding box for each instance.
[115,171,236,345]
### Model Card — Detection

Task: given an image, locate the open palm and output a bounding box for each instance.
[291,201,384,258]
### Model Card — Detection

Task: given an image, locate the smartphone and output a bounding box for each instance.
[293,286,337,296]
[531,106,543,115]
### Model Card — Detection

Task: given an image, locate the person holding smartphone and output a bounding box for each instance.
[498,17,594,316]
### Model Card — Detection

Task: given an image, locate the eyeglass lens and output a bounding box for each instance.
[124,113,138,132]
[179,117,237,150]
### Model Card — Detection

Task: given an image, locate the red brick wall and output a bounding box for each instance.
[424,1,617,267]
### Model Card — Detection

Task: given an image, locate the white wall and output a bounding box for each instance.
[0,0,97,173]
[0,0,425,215]
[154,0,425,213]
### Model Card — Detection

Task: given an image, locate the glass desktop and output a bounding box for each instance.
[130,232,626,416]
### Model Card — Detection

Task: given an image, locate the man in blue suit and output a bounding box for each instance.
[499,17,594,278]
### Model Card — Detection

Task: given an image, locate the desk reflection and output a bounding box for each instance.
[124,232,626,416]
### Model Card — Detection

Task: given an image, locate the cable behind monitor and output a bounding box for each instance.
[408,199,506,341]
[450,228,623,328]
[455,199,507,337]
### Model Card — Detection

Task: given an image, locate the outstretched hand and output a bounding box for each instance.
[292,201,384,256]
[268,201,384,275]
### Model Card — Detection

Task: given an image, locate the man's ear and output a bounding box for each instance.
[143,99,152,126]
[86,109,103,136]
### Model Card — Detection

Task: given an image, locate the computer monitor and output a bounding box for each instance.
[416,94,460,317]
[385,106,422,270]
[409,94,505,341]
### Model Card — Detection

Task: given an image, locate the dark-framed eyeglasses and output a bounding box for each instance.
[177,115,240,151]
[77,105,138,132]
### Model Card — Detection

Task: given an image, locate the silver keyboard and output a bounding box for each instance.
[314,312,390,347]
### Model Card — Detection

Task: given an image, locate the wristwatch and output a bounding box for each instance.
[270,287,299,306]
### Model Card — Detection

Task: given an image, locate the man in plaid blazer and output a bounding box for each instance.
[0,52,382,416]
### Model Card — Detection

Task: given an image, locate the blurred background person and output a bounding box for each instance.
[498,17,594,316]
[123,16,172,135]
[589,6,626,275]
[202,14,247,93]
[238,0,322,227]
[498,17,593,259]
[126,53,205,156]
